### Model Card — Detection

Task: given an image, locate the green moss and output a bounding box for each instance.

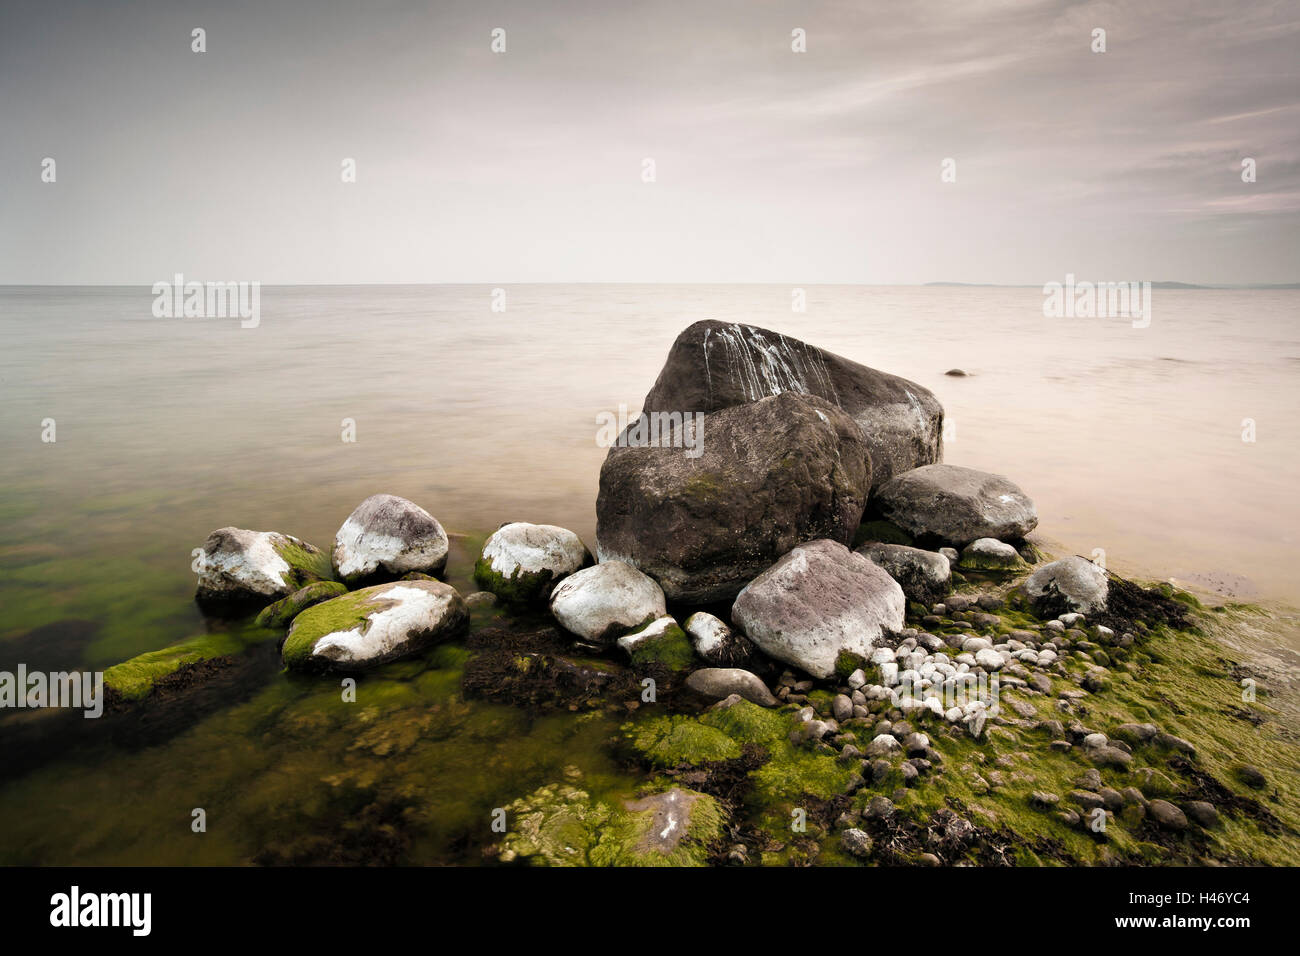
[254,581,349,629]
[699,698,792,745]
[835,649,867,678]
[103,632,246,701]
[623,714,741,767]
[473,557,555,606]
[272,538,334,590]
[623,622,696,671]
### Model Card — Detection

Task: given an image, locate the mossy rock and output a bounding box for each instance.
[618,618,696,671]
[698,697,793,745]
[254,581,349,630]
[498,783,724,866]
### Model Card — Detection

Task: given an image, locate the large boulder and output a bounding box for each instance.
[731,539,906,679]
[474,522,591,605]
[637,320,943,489]
[195,527,333,610]
[856,542,951,605]
[1024,556,1109,615]
[332,494,450,585]
[873,464,1037,547]
[596,391,871,603]
[282,578,468,672]
[548,561,668,644]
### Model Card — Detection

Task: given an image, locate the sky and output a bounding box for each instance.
[1,0,1297,285]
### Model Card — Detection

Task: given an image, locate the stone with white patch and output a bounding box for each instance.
[549,561,667,644]
[683,611,755,666]
[1025,556,1109,615]
[474,521,590,604]
[332,494,449,584]
[282,579,467,672]
[195,527,331,609]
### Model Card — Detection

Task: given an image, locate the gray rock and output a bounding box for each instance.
[597,392,871,603]
[731,539,906,679]
[685,667,778,707]
[832,694,854,722]
[866,733,902,757]
[959,537,1024,571]
[1183,801,1219,828]
[856,542,952,605]
[1024,556,1109,616]
[548,561,667,644]
[634,319,943,491]
[1235,764,1268,789]
[872,464,1038,547]
[841,828,873,859]
[195,527,332,609]
[332,494,449,585]
[1147,799,1189,831]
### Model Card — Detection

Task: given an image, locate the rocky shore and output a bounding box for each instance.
[98,320,1299,866]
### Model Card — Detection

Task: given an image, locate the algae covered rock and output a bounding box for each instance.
[1025,556,1109,615]
[732,539,905,679]
[194,527,333,610]
[596,391,872,604]
[474,521,591,604]
[873,464,1038,547]
[104,631,249,701]
[959,537,1026,572]
[498,783,724,867]
[616,615,696,670]
[548,561,667,644]
[331,494,449,585]
[282,579,467,672]
[635,319,943,489]
[254,580,349,629]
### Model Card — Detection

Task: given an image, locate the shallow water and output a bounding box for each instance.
[1,284,1298,863]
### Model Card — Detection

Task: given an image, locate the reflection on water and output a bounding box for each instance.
[1,284,1298,863]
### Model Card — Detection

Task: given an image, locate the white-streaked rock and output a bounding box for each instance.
[475,521,589,602]
[195,527,329,606]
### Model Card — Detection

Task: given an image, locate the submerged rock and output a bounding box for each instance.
[597,391,871,603]
[873,464,1038,547]
[195,527,333,610]
[685,667,778,707]
[635,319,943,489]
[731,539,906,679]
[498,783,724,867]
[331,494,449,585]
[683,611,756,667]
[548,561,667,644]
[1024,556,1109,615]
[282,579,468,672]
[474,521,591,605]
[856,542,951,605]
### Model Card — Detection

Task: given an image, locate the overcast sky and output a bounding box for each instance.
[1,0,1297,284]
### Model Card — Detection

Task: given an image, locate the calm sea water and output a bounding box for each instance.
[0,284,1297,863]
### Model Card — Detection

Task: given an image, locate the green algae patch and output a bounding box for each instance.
[103,631,248,701]
[498,783,724,866]
[699,698,792,745]
[623,714,741,767]
[254,581,349,630]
